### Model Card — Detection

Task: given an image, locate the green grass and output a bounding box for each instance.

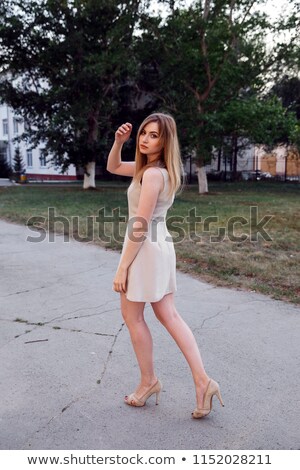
[1,180,299,304]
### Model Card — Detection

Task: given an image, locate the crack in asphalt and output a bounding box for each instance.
[4,320,116,340]
[55,263,108,283]
[200,305,231,329]
[46,299,119,324]
[0,299,120,347]
[1,285,48,297]
[0,263,110,298]
[21,321,125,449]
[96,322,125,385]
[0,319,38,350]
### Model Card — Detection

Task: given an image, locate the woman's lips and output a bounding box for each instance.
[140,144,148,149]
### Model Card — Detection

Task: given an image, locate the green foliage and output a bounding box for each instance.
[218,95,298,147]
[13,146,25,175]
[0,0,141,172]
[270,75,300,151]
[272,0,300,77]
[136,0,291,167]
[0,0,298,178]
[290,122,300,151]
[271,75,300,120]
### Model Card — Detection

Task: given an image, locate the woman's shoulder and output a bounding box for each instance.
[138,163,170,187]
[142,166,167,180]
[141,167,165,190]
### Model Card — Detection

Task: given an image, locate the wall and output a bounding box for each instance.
[0,104,76,181]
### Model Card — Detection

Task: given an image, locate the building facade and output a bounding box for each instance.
[255,145,300,179]
[0,103,76,181]
[204,140,300,180]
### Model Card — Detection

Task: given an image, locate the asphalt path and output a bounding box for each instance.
[0,219,299,450]
[0,178,15,187]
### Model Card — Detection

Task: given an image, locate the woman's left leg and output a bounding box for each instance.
[151,293,210,409]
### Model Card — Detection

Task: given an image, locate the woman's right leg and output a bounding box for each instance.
[120,293,158,397]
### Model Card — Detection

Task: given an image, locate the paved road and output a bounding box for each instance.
[0,178,15,187]
[0,219,299,450]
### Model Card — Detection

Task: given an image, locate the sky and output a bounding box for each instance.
[253,0,295,43]
[149,0,295,26]
[148,0,296,48]
[254,0,294,20]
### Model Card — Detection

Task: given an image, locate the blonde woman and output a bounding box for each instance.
[107,113,224,418]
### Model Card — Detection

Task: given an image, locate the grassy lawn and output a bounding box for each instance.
[0,180,299,304]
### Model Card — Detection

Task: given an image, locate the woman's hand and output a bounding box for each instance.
[113,266,128,293]
[115,122,132,144]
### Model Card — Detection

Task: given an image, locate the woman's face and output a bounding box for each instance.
[139,122,163,160]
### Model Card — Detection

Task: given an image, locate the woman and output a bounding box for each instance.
[107,113,224,418]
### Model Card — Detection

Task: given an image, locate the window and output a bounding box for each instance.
[13,118,18,134]
[0,146,7,161]
[39,149,47,167]
[24,119,31,131]
[2,119,8,136]
[27,150,33,167]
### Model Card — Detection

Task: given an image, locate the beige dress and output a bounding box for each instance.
[118,167,177,302]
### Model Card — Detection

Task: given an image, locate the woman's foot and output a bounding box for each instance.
[124,378,162,407]
[192,378,224,419]
[195,376,211,410]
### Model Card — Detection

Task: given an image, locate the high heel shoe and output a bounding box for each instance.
[192,378,224,419]
[124,379,162,407]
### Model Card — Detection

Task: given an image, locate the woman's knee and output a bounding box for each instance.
[121,307,130,324]
[120,294,145,325]
[121,306,145,328]
[154,310,167,326]
[153,305,179,326]
[121,307,135,325]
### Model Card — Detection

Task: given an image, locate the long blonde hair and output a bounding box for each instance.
[133,113,184,197]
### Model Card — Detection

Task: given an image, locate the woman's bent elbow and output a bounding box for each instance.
[106,165,115,174]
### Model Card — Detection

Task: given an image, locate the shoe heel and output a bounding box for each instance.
[155,389,161,405]
[216,388,224,407]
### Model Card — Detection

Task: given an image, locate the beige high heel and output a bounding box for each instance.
[192,378,224,419]
[124,379,162,407]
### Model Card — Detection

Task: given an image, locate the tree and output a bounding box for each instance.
[137,0,280,192]
[216,93,298,177]
[269,76,300,177]
[0,0,142,189]
[271,75,300,120]
[290,122,300,153]
[12,146,25,180]
[272,0,300,78]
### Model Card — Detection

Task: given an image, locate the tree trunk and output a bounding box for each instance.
[83,104,100,190]
[196,165,208,194]
[217,146,222,172]
[232,133,238,181]
[83,161,96,189]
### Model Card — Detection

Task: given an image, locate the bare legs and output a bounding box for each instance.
[120,292,210,408]
[120,293,158,398]
[151,293,210,409]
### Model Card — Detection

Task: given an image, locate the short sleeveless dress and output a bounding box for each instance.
[117,167,177,302]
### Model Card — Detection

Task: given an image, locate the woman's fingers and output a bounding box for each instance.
[117,123,132,133]
[113,285,126,293]
[113,281,126,293]
[115,123,132,143]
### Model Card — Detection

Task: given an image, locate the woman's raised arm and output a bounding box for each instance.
[106,122,136,177]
